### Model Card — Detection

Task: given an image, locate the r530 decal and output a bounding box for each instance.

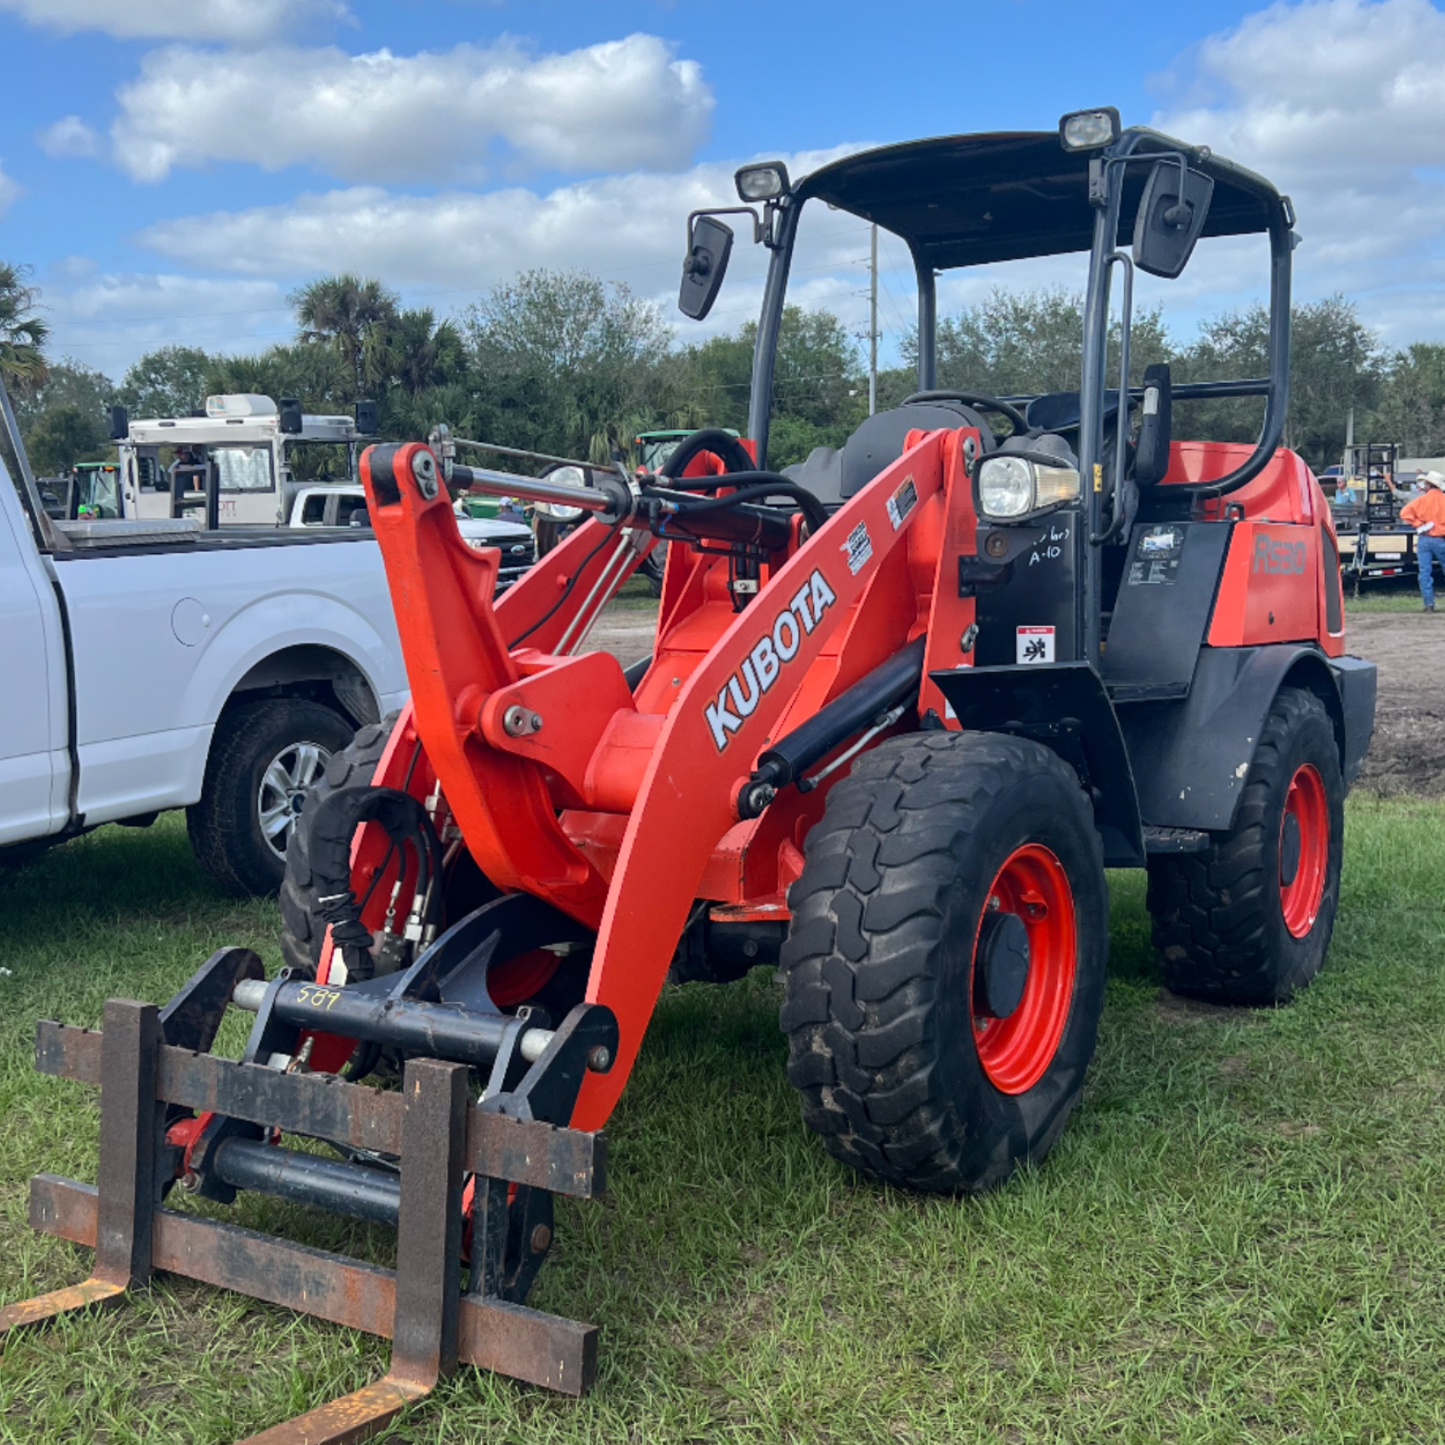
[1253,534,1308,575]
[705,569,837,752]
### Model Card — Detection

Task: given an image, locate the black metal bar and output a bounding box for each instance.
[391,1059,468,1387]
[95,1000,161,1290]
[915,255,937,392]
[749,636,926,795]
[265,981,514,1067]
[998,378,1272,407]
[212,1139,402,1225]
[747,201,799,467]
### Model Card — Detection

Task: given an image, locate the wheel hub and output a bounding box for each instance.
[974,911,1030,1019]
[258,741,334,861]
[1279,811,1302,888]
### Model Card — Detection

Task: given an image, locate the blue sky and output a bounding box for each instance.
[2,0,1444,381]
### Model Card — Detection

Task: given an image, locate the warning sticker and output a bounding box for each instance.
[886,475,918,531]
[1016,626,1055,665]
[842,521,873,575]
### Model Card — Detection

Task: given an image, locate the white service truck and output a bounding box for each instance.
[112,393,370,526]
[1,412,410,897]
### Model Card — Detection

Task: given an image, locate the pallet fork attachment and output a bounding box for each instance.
[4,962,608,1440]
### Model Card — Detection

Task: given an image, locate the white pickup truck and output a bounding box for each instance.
[1,436,410,897]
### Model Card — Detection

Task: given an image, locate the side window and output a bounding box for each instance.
[213,446,274,492]
[300,494,328,525]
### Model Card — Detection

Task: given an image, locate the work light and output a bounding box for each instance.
[1059,107,1121,151]
[735,162,790,202]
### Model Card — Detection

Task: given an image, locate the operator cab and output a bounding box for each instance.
[677,113,1297,678]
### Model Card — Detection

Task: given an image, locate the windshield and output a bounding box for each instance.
[212,445,274,491]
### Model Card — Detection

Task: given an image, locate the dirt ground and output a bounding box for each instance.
[584,603,1443,796]
[1346,612,1445,797]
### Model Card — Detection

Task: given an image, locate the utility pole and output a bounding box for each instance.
[868,223,878,416]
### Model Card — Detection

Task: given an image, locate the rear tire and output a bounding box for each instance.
[780,731,1108,1194]
[1147,686,1343,1004]
[188,698,355,898]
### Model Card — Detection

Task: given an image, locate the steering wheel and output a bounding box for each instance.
[902,390,1030,440]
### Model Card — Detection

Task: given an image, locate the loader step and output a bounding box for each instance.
[1142,825,1211,854]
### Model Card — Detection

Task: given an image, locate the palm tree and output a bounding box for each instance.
[0,262,49,392]
[289,274,398,400]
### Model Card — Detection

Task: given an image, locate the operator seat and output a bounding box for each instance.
[782,399,996,509]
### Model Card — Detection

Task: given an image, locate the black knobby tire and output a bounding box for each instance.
[1147,686,1343,1005]
[188,698,356,898]
[780,731,1108,1194]
[278,712,399,977]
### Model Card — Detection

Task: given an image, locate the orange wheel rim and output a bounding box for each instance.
[1279,763,1328,938]
[971,843,1077,1095]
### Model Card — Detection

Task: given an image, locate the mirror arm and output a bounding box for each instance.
[685,205,764,250]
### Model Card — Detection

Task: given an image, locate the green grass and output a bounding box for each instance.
[3,801,1445,1442]
[1345,587,1427,613]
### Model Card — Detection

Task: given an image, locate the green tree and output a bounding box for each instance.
[118,345,212,418]
[461,270,673,461]
[11,359,114,431]
[678,305,865,467]
[25,403,107,474]
[290,274,400,401]
[1364,343,1445,456]
[1178,296,1380,467]
[0,262,48,392]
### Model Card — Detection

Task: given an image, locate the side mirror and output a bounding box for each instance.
[678,215,734,321]
[1133,160,1214,279]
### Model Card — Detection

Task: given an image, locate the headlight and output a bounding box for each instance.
[977,455,1034,518]
[533,464,588,521]
[976,454,1081,521]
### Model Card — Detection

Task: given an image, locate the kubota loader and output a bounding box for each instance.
[5,110,1376,1442]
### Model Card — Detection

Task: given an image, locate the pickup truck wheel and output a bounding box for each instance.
[188,697,355,897]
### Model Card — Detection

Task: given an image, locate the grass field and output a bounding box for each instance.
[2,795,1444,1443]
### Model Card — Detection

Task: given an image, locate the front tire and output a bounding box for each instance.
[188,697,355,897]
[780,731,1108,1194]
[1147,686,1343,1004]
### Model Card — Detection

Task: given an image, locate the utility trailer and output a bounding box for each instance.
[9,110,1376,1440]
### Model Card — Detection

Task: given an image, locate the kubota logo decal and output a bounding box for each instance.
[705,569,838,752]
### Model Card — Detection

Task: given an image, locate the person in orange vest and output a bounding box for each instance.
[1401,470,1445,612]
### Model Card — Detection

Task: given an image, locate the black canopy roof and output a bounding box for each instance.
[793,130,1284,270]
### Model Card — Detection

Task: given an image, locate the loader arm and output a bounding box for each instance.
[362,434,949,1130]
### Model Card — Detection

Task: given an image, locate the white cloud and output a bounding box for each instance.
[37,116,101,159]
[0,160,20,218]
[41,273,291,377]
[1152,0,1445,342]
[112,34,713,184]
[0,0,347,43]
[136,146,860,297]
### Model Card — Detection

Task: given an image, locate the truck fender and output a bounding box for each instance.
[174,595,408,801]
[1117,644,1374,834]
[928,661,1145,868]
